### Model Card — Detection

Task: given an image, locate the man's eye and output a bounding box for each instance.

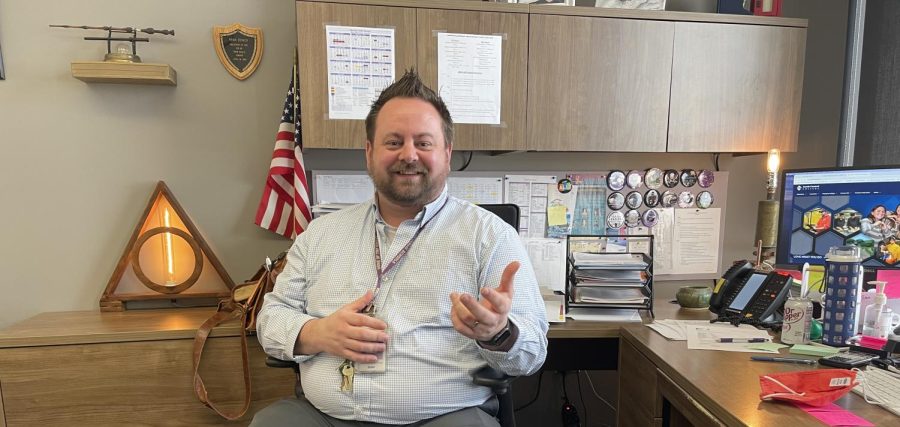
[385,140,402,147]
[416,141,433,149]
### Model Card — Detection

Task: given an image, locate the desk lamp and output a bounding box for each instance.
[755,149,780,265]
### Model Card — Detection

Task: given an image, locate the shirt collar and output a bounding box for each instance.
[372,186,449,226]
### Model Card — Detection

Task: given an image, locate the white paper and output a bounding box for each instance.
[504,175,557,238]
[437,33,502,124]
[567,308,642,323]
[326,25,395,120]
[314,173,373,205]
[647,319,738,341]
[685,324,776,353]
[521,238,566,292]
[647,208,675,275]
[672,208,722,274]
[448,176,503,204]
[545,299,566,323]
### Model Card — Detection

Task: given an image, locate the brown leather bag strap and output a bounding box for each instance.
[192,305,252,421]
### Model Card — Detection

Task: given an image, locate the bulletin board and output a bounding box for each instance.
[312,168,729,280]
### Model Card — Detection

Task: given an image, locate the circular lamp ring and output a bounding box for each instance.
[130,226,203,294]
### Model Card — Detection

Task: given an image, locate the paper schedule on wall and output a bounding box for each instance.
[437,33,502,124]
[504,175,556,238]
[325,25,395,120]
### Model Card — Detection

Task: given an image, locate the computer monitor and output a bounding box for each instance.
[776,165,900,270]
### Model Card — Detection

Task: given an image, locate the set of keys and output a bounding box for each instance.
[338,304,377,393]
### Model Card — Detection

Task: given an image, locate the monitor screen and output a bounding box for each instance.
[776,166,900,269]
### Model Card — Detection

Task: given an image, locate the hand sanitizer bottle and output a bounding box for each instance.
[862,281,887,337]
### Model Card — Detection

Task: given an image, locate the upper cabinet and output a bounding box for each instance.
[417,9,529,151]
[296,1,416,149]
[296,0,808,153]
[527,14,673,152]
[667,22,807,152]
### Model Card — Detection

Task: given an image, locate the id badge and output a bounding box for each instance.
[356,351,386,373]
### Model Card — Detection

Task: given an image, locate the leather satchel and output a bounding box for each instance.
[192,252,287,420]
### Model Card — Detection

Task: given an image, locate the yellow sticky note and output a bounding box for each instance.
[547,206,567,226]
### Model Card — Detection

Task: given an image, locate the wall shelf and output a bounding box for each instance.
[70,61,177,86]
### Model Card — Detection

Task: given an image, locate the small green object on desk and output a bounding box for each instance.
[809,318,823,340]
[789,343,840,357]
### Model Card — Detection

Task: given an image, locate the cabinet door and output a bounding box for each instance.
[617,338,660,426]
[668,22,806,153]
[527,15,673,152]
[417,9,528,151]
[296,2,417,149]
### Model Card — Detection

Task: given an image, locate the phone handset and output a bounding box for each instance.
[710,260,753,313]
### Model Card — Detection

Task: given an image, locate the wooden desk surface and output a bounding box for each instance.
[0,307,241,348]
[621,324,898,426]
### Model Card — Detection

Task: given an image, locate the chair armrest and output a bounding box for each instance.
[471,366,516,395]
[266,356,299,370]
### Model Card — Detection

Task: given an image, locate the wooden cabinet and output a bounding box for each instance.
[296,1,417,149]
[0,309,295,426]
[617,338,661,426]
[667,22,807,152]
[417,8,529,151]
[296,1,808,153]
[527,14,673,152]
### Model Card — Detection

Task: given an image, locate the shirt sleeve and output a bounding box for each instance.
[476,223,549,377]
[256,232,318,364]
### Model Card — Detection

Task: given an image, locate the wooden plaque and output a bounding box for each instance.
[213,23,263,80]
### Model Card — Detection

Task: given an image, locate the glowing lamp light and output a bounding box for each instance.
[163,208,176,286]
[765,148,780,200]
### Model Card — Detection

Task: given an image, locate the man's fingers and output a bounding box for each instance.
[480,287,511,315]
[497,261,519,297]
[459,293,497,325]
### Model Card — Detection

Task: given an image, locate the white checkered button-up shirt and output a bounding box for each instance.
[257,189,548,424]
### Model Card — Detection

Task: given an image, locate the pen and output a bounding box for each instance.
[718,337,770,343]
[751,356,816,365]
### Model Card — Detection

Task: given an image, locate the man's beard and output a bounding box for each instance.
[369,162,445,206]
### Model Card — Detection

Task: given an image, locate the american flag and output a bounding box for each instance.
[254,62,311,238]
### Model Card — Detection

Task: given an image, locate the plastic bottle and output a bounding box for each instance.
[862,281,887,337]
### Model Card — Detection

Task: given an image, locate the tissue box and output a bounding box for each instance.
[595,0,666,10]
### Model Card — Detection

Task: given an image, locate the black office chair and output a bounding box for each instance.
[266,203,522,427]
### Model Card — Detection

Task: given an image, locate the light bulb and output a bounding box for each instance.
[114,43,132,56]
[765,148,780,199]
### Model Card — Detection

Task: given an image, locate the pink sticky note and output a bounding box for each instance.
[875,270,900,299]
[795,403,873,426]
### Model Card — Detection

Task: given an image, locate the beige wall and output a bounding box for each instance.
[0,0,847,329]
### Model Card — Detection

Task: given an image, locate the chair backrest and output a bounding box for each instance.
[478,204,520,232]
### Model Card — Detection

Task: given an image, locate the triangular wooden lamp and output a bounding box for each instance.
[101,181,235,311]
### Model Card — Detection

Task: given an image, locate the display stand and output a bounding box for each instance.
[566,235,654,318]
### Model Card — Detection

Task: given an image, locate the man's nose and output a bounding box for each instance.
[398,141,418,163]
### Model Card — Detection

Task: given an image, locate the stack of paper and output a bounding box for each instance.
[573,287,648,304]
[573,269,647,287]
[572,252,648,269]
[567,308,642,322]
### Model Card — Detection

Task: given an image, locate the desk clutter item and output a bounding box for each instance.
[566,235,654,318]
[822,246,865,346]
[852,367,900,417]
[101,181,234,311]
[818,351,880,369]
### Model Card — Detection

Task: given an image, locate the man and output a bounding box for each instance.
[252,70,548,426]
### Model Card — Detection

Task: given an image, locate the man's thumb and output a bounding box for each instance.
[347,291,374,311]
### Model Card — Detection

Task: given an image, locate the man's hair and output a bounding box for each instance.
[365,69,454,147]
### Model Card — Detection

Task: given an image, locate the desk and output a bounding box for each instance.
[616,302,898,426]
[0,309,294,426]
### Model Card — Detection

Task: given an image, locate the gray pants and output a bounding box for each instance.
[250,396,500,427]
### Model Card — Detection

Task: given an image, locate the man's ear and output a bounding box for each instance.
[365,140,373,167]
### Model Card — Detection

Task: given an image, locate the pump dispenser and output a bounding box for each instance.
[862,281,888,338]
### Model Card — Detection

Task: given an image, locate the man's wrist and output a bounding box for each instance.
[294,318,320,356]
[477,320,518,352]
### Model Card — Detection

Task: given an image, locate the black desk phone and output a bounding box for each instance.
[709,261,793,323]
